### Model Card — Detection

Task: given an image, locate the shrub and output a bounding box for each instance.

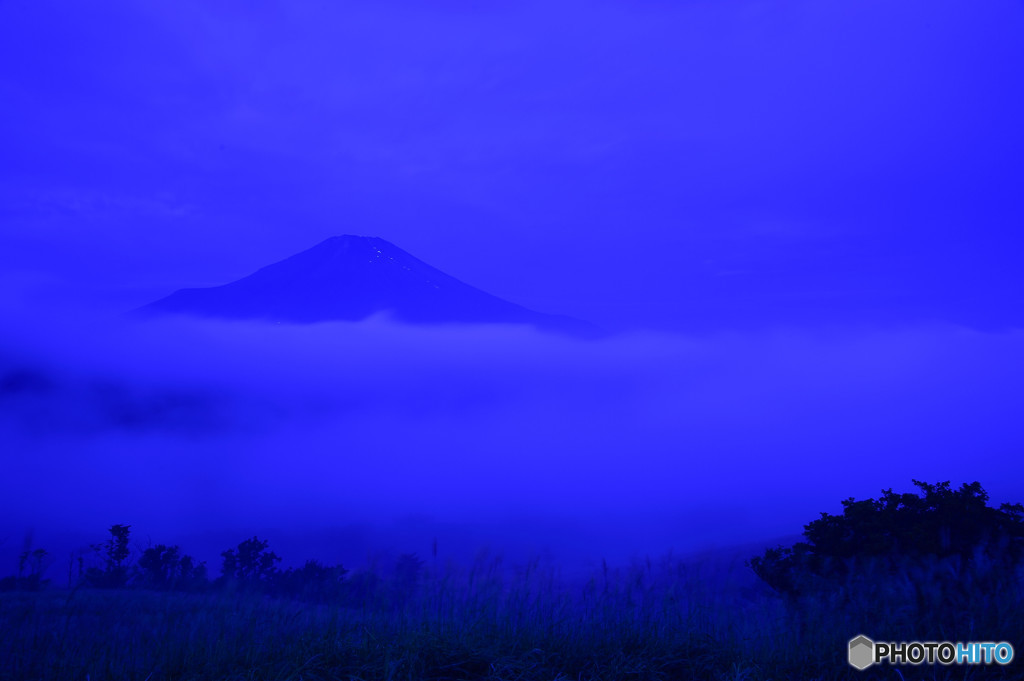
[137,544,208,591]
[748,480,1024,598]
[0,548,50,592]
[270,559,348,601]
[218,536,281,588]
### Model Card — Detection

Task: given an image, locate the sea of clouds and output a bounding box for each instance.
[2,303,1022,579]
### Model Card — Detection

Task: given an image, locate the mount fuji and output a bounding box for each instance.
[138,235,601,337]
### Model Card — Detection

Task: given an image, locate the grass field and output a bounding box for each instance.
[2,547,1021,681]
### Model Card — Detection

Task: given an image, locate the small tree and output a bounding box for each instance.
[83,524,133,588]
[219,536,281,588]
[19,548,49,590]
[137,544,207,590]
[0,548,50,592]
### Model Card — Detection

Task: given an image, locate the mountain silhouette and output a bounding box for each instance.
[138,235,601,337]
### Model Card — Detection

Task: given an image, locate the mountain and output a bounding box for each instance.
[137,235,601,337]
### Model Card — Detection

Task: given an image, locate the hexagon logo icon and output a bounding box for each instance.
[849,635,874,670]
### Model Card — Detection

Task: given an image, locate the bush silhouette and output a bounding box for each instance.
[219,536,281,588]
[0,548,50,592]
[137,544,207,591]
[748,480,1024,598]
[270,559,348,601]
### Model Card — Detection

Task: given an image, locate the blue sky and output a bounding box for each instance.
[1,0,1023,573]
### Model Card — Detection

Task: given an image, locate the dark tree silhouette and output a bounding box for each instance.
[749,480,1024,597]
[0,548,50,591]
[137,544,207,590]
[83,524,133,588]
[271,559,348,601]
[219,536,281,587]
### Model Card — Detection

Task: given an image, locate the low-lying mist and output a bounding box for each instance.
[2,304,1022,580]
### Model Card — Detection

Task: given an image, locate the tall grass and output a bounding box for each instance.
[2,547,1021,680]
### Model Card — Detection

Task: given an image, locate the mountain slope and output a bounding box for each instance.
[138,235,600,336]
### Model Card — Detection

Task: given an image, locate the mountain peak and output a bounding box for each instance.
[319,234,391,249]
[138,236,602,337]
